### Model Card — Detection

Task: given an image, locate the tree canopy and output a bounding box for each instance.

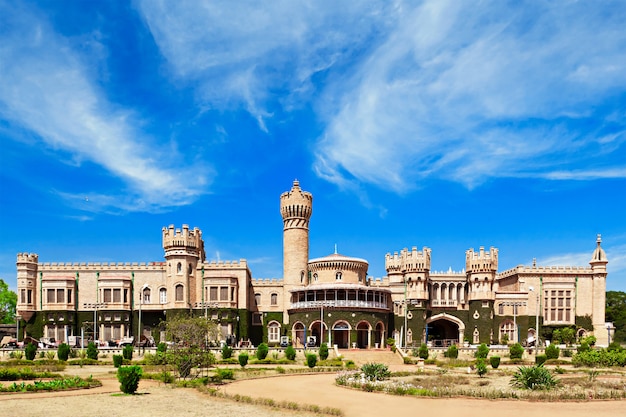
[606,291,626,343]
[0,279,17,324]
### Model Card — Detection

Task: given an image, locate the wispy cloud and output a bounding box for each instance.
[312,1,626,191]
[0,3,213,212]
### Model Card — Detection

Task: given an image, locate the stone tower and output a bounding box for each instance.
[466,246,499,301]
[589,234,608,345]
[280,180,313,323]
[162,225,205,308]
[16,253,39,318]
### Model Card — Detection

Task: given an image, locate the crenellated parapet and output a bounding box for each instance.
[466,246,498,273]
[203,259,249,269]
[162,224,205,260]
[498,264,593,279]
[280,180,313,230]
[385,246,431,273]
[17,253,39,264]
[38,261,166,271]
[251,277,284,286]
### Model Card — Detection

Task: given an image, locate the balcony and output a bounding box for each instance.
[290,299,389,310]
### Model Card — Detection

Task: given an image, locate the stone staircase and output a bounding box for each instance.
[335,348,404,366]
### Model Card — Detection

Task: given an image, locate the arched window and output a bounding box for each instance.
[142,287,151,303]
[177,262,182,274]
[500,320,516,343]
[255,293,261,306]
[271,293,278,305]
[301,271,305,283]
[313,273,318,282]
[188,264,193,274]
[268,321,281,343]
[336,271,342,281]
[159,288,167,304]
[175,284,184,302]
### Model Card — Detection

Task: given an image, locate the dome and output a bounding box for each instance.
[590,234,608,264]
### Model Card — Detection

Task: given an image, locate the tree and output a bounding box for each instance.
[0,279,17,324]
[164,315,219,379]
[606,291,626,343]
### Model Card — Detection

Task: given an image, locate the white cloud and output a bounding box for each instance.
[312,1,626,191]
[0,3,212,211]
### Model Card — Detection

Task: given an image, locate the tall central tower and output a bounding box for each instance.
[280,180,313,323]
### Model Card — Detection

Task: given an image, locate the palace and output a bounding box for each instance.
[15,181,609,348]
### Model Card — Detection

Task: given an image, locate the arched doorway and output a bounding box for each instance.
[310,320,328,346]
[375,322,385,348]
[425,313,464,347]
[332,321,350,348]
[292,322,305,348]
[356,321,370,348]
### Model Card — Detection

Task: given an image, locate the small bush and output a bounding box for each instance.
[562,348,573,357]
[221,344,233,359]
[418,344,429,359]
[475,343,489,359]
[157,342,167,353]
[509,343,524,360]
[238,352,249,367]
[256,343,269,360]
[306,353,317,368]
[319,343,329,360]
[445,345,459,359]
[25,343,38,361]
[361,363,390,381]
[476,359,488,377]
[117,365,143,394]
[577,342,590,353]
[386,338,396,352]
[607,342,624,352]
[113,354,124,368]
[212,368,234,383]
[57,343,70,361]
[490,356,501,369]
[535,354,547,366]
[510,364,559,390]
[86,342,99,360]
[122,344,133,361]
[545,344,560,360]
[284,345,296,361]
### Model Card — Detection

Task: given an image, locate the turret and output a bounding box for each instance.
[466,246,498,300]
[280,180,313,322]
[162,225,205,308]
[589,234,608,345]
[16,253,39,313]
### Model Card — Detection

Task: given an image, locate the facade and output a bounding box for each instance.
[16,181,609,347]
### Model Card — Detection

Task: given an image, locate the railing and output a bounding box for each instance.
[431,300,459,307]
[291,300,388,310]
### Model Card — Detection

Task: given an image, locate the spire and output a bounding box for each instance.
[334,244,338,255]
[590,234,608,266]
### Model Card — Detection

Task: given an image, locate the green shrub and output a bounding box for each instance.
[25,343,38,361]
[113,354,124,368]
[509,343,524,360]
[607,342,624,352]
[510,364,559,390]
[545,344,560,360]
[418,343,429,359]
[535,354,547,366]
[445,345,459,359]
[86,342,99,360]
[319,343,329,360]
[238,352,249,367]
[306,353,317,368]
[157,342,167,353]
[122,344,133,361]
[490,356,501,369]
[256,343,269,360]
[577,342,590,353]
[562,348,573,357]
[284,345,296,361]
[580,335,596,346]
[386,338,396,352]
[475,343,489,359]
[117,365,143,394]
[221,344,233,359]
[212,368,234,383]
[57,343,70,361]
[361,363,390,381]
[476,359,488,377]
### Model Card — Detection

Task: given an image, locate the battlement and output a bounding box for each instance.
[280,180,313,227]
[38,261,166,271]
[251,277,284,286]
[368,276,389,287]
[498,264,593,279]
[385,246,431,273]
[162,224,203,249]
[17,253,39,264]
[203,259,249,270]
[466,246,498,272]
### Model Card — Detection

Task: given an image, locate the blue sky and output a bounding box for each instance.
[1,1,625,292]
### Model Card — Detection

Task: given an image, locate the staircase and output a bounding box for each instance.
[336,348,404,366]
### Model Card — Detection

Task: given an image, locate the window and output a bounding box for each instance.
[103,288,112,303]
[336,272,342,281]
[47,289,55,303]
[271,293,278,305]
[56,289,64,304]
[188,264,193,274]
[177,262,182,274]
[544,288,574,324]
[255,293,261,306]
[210,287,218,300]
[252,313,262,326]
[143,287,151,303]
[67,289,72,304]
[113,289,121,303]
[268,321,280,343]
[498,303,504,315]
[220,286,228,301]
[313,273,318,282]
[175,284,184,301]
[27,290,32,304]
[21,289,26,304]
[301,271,305,283]
[482,300,489,308]
[160,288,167,304]
[231,287,236,301]
[500,320,516,343]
